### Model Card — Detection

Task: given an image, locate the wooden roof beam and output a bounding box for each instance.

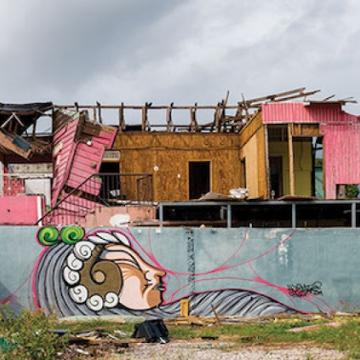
[166,103,174,132]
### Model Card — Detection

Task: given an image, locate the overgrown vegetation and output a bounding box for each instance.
[58,316,360,359]
[165,318,360,359]
[345,184,360,199]
[0,309,67,360]
[2,311,360,359]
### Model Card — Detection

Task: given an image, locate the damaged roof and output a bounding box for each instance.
[0,102,53,134]
[0,102,53,159]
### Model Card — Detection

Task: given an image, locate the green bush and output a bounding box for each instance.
[0,309,67,360]
[345,185,359,199]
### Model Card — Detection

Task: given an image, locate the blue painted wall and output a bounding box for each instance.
[1,226,360,316]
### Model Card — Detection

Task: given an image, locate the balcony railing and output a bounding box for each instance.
[40,172,153,225]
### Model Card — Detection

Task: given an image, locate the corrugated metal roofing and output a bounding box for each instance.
[262,102,358,124]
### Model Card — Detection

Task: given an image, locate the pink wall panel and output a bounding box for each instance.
[261,102,360,199]
[0,195,44,225]
[322,123,360,198]
[262,103,357,124]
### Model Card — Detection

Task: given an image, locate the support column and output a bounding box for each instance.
[0,160,3,196]
[288,124,295,196]
[264,124,271,198]
[351,202,356,228]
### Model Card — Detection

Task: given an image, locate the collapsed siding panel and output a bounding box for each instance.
[52,118,79,205]
[48,110,117,224]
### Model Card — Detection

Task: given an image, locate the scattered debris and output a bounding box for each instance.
[201,336,219,341]
[289,322,342,333]
[114,329,129,337]
[0,102,52,159]
[74,348,90,356]
[229,187,248,199]
[132,319,169,344]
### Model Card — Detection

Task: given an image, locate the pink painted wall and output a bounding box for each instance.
[0,195,44,225]
[321,123,360,198]
[262,103,360,199]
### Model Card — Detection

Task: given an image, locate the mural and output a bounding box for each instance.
[34,226,295,317]
[2,226,359,318]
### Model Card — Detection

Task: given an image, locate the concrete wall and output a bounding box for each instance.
[1,226,360,317]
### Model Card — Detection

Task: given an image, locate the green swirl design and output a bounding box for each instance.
[60,225,85,245]
[37,226,59,246]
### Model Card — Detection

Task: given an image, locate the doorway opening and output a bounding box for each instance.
[269,156,283,198]
[312,137,323,198]
[99,162,121,202]
[188,161,210,200]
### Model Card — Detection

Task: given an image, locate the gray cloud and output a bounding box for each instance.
[0,0,359,115]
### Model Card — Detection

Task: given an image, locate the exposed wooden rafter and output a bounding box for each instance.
[54,88,354,133]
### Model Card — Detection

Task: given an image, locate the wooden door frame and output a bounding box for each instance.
[187,160,212,200]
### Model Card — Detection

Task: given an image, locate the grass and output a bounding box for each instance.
[2,311,360,359]
[57,316,360,358]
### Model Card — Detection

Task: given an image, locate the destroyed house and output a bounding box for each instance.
[1,88,360,227]
[241,101,360,200]
[0,103,53,224]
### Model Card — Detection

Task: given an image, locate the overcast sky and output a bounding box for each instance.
[1,0,360,115]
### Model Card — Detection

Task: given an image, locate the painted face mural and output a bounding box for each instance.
[34,226,330,318]
[36,226,166,312]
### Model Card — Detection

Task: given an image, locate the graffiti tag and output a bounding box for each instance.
[287,281,323,297]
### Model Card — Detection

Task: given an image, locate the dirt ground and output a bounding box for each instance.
[102,340,345,360]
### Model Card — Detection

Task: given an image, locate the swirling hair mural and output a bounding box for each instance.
[34,226,296,318]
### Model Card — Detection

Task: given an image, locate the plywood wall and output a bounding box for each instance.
[268,141,312,196]
[239,112,268,199]
[114,133,242,201]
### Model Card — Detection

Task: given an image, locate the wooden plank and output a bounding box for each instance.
[292,123,320,137]
[166,103,174,132]
[141,103,149,131]
[262,124,270,199]
[239,111,263,146]
[76,143,104,156]
[0,131,32,159]
[288,124,295,195]
[119,103,125,132]
[67,179,102,195]
[72,159,97,172]
[96,102,102,124]
[189,103,198,132]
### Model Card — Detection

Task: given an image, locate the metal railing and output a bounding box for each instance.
[40,172,153,225]
[158,200,360,228]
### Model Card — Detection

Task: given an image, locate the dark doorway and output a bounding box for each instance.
[240,158,246,188]
[99,162,121,203]
[188,161,210,200]
[312,137,323,198]
[269,156,283,198]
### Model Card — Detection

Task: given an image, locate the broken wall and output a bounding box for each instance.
[114,133,242,201]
